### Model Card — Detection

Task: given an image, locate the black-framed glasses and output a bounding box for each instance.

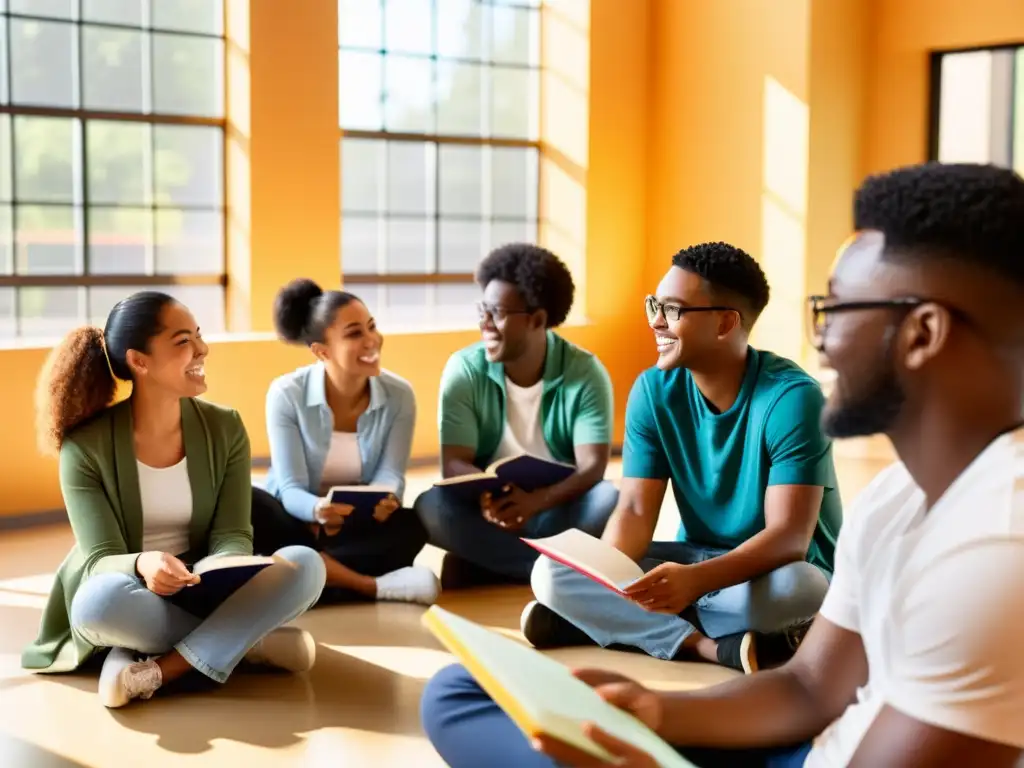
[807,295,935,351]
[476,302,534,324]
[644,295,736,324]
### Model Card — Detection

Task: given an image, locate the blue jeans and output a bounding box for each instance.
[421,664,813,768]
[415,480,620,581]
[70,546,326,683]
[532,541,830,659]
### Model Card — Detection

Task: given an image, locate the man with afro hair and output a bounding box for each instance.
[415,243,618,587]
[421,163,1024,768]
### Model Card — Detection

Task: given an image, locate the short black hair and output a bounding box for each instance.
[854,162,1024,286]
[476,243,575,328]
[274,278,362,345]
[671,242,770,328]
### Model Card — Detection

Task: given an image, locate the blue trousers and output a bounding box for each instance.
[415,480,620,581]
[421,664,813,768]
[70,546,326,683]
[532,541,831,659]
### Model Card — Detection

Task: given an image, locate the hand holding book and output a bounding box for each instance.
[482,485,546,530]
[136,551,201,596]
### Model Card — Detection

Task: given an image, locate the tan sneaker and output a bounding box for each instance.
[98,647,163,708]
[245,627,316,673]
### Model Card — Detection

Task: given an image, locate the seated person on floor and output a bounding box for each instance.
[23,291,326,709]
[420,162,1024,768]
[253,278,439,606]
[520,241,842,673]
[415,243,619,588]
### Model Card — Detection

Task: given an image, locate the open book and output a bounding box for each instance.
[169,554,293,618]
[326,485,396,516]
[423,605,694,767]
[522,528,645,595]
[432,454,576,501]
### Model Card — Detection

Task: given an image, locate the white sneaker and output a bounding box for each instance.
[98,647,162,708]
[375,566,441,605]
[245,627,317,673]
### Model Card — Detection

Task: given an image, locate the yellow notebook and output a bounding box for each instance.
[422,606,695,767]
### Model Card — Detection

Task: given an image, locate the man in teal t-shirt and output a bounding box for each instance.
[522,242,842,673]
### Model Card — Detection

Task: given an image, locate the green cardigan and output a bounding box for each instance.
[21,397,254,674]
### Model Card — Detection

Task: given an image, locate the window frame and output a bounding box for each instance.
[0,3,228,337]
[338,0,543,288]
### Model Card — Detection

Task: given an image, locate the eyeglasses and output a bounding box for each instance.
[806,295,929,351]
[644,295,735,324]
[476,302,533,324]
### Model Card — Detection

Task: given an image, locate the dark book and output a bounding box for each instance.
[432,454,576,502]
[168,554,293,619]
[326,485,396,517]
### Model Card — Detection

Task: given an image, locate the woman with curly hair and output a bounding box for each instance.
[252,278,439,606]
[21,291,326,709]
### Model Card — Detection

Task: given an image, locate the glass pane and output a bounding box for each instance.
[439,144,484,216]
[341,215,382,274]
[436,0,488,61]
[341,138,386,213]
[88,284,225,332]
[87,206,152,274]
[0,204,11,273]
[1014,48,1024,176]
[378,283,428,327]
[0,115,10,200]
[154,124,222,207]
[439,219,485,272]
[0,17,8,104]
[491,65,538,140]
[82,0,143,26]
[339,51,383,130]
[19,287,84,339]
[436,61,484,135]
[384,0,433,55]
[385,218,433,273]
[82,26,146,112]
[15,205,82,274]
[155,209,223,273]
[0,288,14,338]
[86,121,150,205]
[491,146,538,218]
[387,141,435,215]
[152,34,224,117]
[384,55,434,132]
[9,0,74,19]
[490,219,535,251]
[435,281,480,326]
[491,5,539,67]
[339,0,383,50]
[14,116,80,204]
[151,0,224,36]
[9,19,77,108]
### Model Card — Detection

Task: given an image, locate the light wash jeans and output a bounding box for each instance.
[532,541,831,660]
[70,546,326,683]
[416,480,620,581]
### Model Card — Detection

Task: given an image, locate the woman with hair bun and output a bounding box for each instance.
[254,279,439,605]
[22,291,326,709]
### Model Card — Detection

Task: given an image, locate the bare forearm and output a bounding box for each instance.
[442,457,483,479]
[535,466,604,511]
[659,668,832,748]
[692,531,806,593]
[602,506,656,562]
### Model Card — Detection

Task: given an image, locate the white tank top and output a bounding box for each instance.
[319,431,363,493]
[137,457,192,556]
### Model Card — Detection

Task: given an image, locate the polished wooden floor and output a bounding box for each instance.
[0,457,890,768]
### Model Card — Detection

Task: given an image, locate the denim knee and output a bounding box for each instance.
[274,545,327,609]
[414,488,452,537]
[530,556,577,615]
[748,561,830,631]
[420,664,478,737]
[70,572,137,635]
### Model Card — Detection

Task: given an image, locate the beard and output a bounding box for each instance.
[821,331,906,439]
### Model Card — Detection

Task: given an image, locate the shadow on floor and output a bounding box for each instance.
[0,732,90,767]
[102,644,430,755]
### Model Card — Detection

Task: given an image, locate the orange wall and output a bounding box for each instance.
[864,0,1024,176]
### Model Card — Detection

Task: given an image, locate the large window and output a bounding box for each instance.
[339,0,541,325]
[0,0,226,339]
[930,45,1024,173]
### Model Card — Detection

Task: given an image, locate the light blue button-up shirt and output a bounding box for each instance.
[262,362,416,522]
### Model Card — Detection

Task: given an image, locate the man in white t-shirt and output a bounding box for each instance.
[418,162,1024,767]
[415,243,619,588]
